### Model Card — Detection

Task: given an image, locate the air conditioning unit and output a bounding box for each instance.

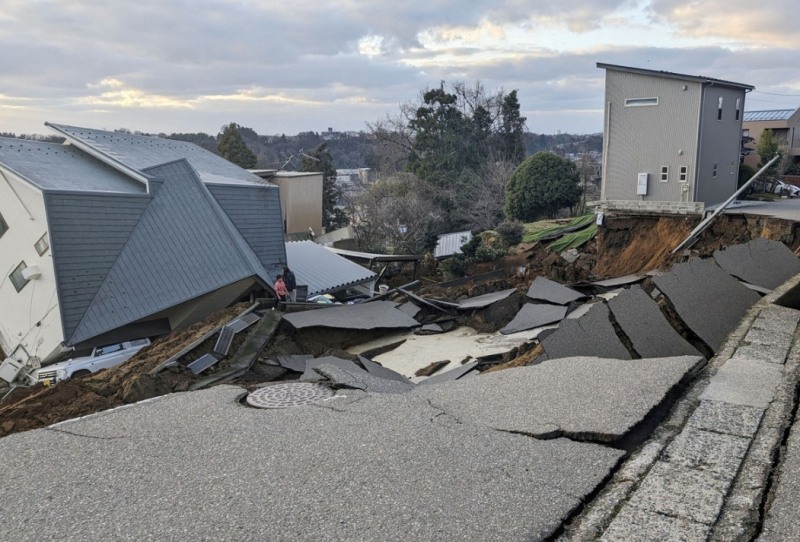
[22,266,41,280]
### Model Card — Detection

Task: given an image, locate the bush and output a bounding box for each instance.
[474,244,506,263]
[495,220,523,247]
[460,235,482,257]
[738,164,756,188]
[440,255,468,278]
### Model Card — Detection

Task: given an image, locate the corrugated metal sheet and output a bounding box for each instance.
[743,110,795,122]
[69,159,270,344]
[434,231,472,259]
[0,137,145,193]
[286,241,376,296]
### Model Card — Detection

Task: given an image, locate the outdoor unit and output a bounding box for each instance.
[637,173,648,196]
[22,266,41,280]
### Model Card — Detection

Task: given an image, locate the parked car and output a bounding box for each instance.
[772,181,800,197]
[32,338,151,385]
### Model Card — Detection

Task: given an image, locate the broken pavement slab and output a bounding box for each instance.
[713,238,800,290]
[412,355,703,444]
[455,287,517,310]
[417,361,479,386]
[539,303,631,361]
[299,356,366,382]
[356,355,412,384]
[0,385,624,541]
[653,257,761,352]
[607,285,702,359]
[282,300,420,331]
[527,276,586,305]
[314,364,414,394]
[500,303,568,335]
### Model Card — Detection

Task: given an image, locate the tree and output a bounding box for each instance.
[504,152,581,221]
[217,123,257,168]
[757,129,785,176]
[499,90,526,163]
[300,143,348,231]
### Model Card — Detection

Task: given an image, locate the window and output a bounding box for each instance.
[730,161,736,175]
[679,166,688,182]
[625,97,658,107]
[717,97,723,121]
[0,212,7,239]
[712,163,718,177]
[34,233,49,256]
[735,98,741,121]
[9,261,29,292]
[660,166,669,182]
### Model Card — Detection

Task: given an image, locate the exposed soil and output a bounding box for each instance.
[2,212,799,439]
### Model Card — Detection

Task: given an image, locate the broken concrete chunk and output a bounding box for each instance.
[275,354,314,372]
[418,361,479,386]
[591,274,645,288]
[396,302,422,318]
[314,364,414,394]
[283,301,420,331]
[527,276,586,305]
[415,323,444,335]
[357,355,412,384]
[456,288,517,310]
[500,303,568,335]
[713,238,800,290]
[653,258,760,352]
[608,285,702,359]
[540,302,631,360]
[415,360,450,377]
[300,356,366,382]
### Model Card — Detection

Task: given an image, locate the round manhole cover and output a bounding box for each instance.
[246,382,334,409]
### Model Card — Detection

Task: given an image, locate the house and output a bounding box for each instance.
[433,231,473,259]
[742,108,800,170]
[0,124,286,367]
[251,169,323,237]
[597,63,754,212]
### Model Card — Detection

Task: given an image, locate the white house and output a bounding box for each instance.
[0,124,286,366]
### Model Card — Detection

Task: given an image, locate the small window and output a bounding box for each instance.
[743,128,750,138]
[9,261,29,292]
[0,212,7,239]
[679,166,688,182]
[660,166,669,182]
[717,97,723,121]
[625,97,658,107]
[34,233,49,256]
[712,163,718,177]
[735,98,741,121]
[730,161,736,175]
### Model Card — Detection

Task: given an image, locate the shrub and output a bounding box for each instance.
[495,220,524,247]
[440,255,468,278]
[474,244,506,263]
[460,235,482,257]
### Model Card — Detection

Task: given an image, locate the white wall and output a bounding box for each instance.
[0,169,65,363]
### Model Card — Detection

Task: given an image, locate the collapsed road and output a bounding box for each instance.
[2,214,800,540]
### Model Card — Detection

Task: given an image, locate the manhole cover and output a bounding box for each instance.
[246,382,334,409]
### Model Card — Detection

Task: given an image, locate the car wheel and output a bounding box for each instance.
[70,369,92,378]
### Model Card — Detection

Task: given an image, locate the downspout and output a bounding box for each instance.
[693,83,711,203]
[600,101,611,201]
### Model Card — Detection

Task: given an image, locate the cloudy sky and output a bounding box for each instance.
[1,0,798,138]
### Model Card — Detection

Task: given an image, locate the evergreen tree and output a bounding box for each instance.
[217,123,257,168]
[504,152,581,220]
[499,90,527,163]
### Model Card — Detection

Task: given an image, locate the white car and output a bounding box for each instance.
[33,338,151,385]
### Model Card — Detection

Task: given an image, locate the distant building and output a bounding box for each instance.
[742,108,800,169]
[336,168,371,197]
[597,63,753,212]
[251,169,323,237]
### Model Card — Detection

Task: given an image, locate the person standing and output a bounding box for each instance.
[283,265,297,302]
[274,274,288,302]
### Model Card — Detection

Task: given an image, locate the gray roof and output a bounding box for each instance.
[0,137,145,193]
[46,123,266,187]
[434,230,472,259]
[597,63,754,91]
[743,109,797,122]
[286,241,376,296]
[63,159,270,344]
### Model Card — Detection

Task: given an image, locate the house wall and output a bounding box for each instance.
[695,86,747,206]
[0,169,65,363]
[602,71,702,203]
[743,110,800,168]
[272,173,323,235]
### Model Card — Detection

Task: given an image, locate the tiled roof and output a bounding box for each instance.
[286,241,376,296]
[743,109,796,122]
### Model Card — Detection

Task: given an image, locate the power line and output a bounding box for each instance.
[751,90,800,97]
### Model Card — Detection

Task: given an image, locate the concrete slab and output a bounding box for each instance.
[603,504,711,541]
[283,301,420,330]
[397,301,422,318]
[540,303,632,361]
[275,354,314,372]
[713,238,800,290]
[759,407,800,540]
[700,357,783,408]
[418,361,479,386]
[500,303,568,335]
[608,285,702,359]
[456,288,517,310]
[662,427,751,478]
[626,461,731,525]
[734,342,790,365]
[686,399,765,438]
[0,385,624,542]
[653,257,761,352]
[413,355,703,443]
[357,355,412,384]
[591,274,645,289]
[566,302,595,319]
[314,364,414,394]
[300,356,366,382]
[527,276,586,305]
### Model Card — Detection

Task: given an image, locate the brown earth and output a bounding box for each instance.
[2,213,800,439]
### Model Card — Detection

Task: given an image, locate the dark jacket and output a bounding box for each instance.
[284,269,296,291]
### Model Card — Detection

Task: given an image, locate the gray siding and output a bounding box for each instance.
[44,192,150,341]
[603,71,702,202]
[208,184,286,278]
[69,160,267,344]
[695,86,746,206]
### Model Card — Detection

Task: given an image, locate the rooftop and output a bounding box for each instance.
[743,109,798,122]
